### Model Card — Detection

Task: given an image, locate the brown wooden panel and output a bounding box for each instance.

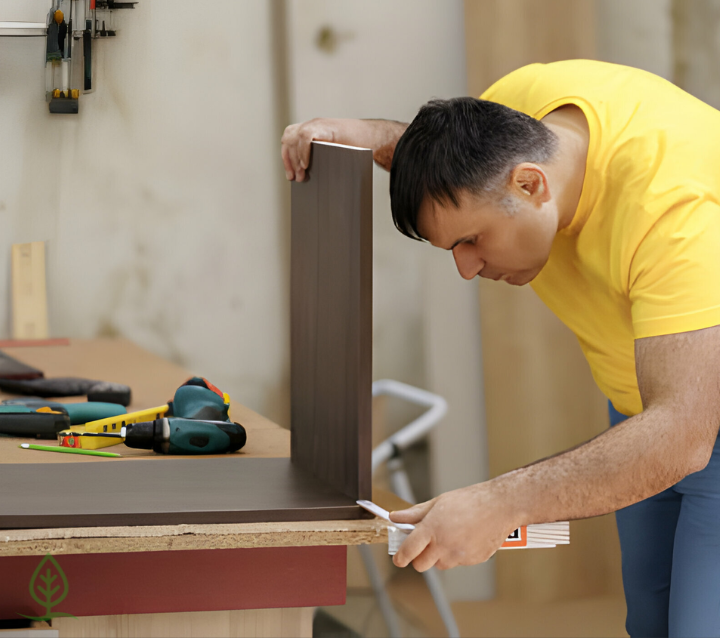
[290,142,373,502]
[0,458,358,529]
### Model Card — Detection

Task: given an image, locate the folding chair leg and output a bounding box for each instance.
[359,543,404,638]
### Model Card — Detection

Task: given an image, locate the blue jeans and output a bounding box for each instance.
[610,402,720,637]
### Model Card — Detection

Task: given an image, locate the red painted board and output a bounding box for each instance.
[0,546,346,620]
[0,339,70,348]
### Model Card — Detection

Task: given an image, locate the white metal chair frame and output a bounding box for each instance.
[360,379,461,638]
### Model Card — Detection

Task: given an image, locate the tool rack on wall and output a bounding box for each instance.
[0,0,137,114]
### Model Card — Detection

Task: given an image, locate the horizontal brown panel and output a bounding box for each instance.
[0,457,366,529]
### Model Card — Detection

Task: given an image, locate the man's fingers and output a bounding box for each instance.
[281,145,294,181]
[298,128,315,170]
[287,144,303,179]
[390,499,435,524]
[393,526,432,568]
[411,542,441,573]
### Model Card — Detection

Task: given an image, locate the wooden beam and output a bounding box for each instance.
[11,241,49,340]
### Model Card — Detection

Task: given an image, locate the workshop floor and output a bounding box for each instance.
[318,570,629,638]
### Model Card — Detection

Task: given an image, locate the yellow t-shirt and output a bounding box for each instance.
[481,60,720,416]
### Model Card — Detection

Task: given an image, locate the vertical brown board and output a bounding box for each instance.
[290,142,372,502]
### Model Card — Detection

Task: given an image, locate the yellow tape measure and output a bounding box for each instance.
[84,405,169,433]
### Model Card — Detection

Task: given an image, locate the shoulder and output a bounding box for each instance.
[480,61,676,118]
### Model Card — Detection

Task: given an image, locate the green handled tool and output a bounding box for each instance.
[122,417,247,455]
[1,398,126,425]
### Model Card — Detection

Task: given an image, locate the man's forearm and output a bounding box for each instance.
[358,119,407,147]
[360,119,407,171]
[495,407,710,527]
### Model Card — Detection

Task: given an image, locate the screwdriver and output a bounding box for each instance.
[121,417,246,455]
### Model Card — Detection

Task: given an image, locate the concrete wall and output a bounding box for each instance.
[673,0,720,108]
[287,0,462,394]
[0,0,290,424]
[595,0,673,79]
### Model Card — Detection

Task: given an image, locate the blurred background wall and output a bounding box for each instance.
[2,0,720,634]
[0,0,291,427]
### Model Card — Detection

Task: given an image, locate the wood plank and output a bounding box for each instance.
[290,142,373,502]
[0,518,386,557]
[11,242,49,340]
[50,607,313,638]
[0,487,399,557]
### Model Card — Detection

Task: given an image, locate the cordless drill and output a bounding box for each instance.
[121,417,246,455]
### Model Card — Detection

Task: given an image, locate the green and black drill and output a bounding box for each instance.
[121,377,247,455]
[121,417,246,455]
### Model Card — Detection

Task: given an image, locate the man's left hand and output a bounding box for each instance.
[389,482,520,571]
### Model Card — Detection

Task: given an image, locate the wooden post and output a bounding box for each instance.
[11,242,49,340]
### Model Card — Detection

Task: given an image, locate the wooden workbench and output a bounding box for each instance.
[0,339,388,637]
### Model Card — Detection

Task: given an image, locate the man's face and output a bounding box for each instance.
[416,186,558,287]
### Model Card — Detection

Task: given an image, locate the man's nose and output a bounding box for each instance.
[452,244,484,280]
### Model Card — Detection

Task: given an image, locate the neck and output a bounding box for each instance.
[541,105,590,231]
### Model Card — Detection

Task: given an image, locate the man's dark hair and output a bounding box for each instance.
[390,97,558,240]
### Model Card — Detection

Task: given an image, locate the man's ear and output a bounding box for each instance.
[509,163,551,204]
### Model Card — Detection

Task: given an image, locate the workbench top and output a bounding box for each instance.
[0,339,389,557]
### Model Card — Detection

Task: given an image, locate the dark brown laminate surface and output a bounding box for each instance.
[290,142,373,503]
[0,457,360,529]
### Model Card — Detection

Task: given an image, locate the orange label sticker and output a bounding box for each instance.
[501,526,528,548]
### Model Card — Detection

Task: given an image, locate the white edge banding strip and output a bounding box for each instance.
[312,141,372,152]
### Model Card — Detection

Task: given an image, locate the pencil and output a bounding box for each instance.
[20,443,121,458]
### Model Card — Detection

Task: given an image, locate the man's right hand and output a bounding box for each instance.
[281,118,340,182]
[281,118,408,182]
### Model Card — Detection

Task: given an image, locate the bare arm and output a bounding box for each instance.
[391,324,720,571]
[281,118,407,181]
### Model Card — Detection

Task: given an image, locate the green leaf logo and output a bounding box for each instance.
[19,553,76,621]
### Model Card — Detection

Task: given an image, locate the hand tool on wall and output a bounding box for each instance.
[0,0,137,113]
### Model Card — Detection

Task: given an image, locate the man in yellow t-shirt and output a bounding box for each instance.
[281,60,720,637]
